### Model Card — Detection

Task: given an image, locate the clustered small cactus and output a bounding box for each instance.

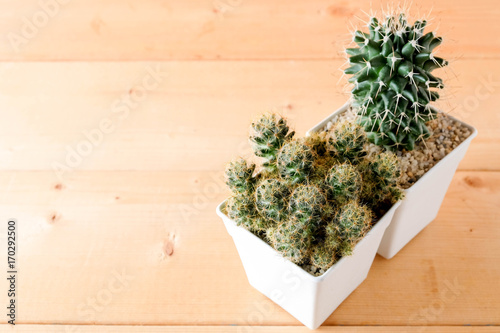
[345,12,447,151]
[224,114,404,273]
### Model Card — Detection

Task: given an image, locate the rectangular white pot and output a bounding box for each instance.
[216,200,400,329]
[307,103,478,259]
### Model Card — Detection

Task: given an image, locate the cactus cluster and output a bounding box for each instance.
[345,12,447,151]
[224,114,404,274]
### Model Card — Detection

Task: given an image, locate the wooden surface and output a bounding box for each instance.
[0,0,499,332]
[1,326,499,333]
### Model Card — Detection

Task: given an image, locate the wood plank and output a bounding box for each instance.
[0,170,498,326]
[0,0,499,60]
[1,325,498,332]
[0,60,498,172]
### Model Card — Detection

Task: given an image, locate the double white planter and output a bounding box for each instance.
[216,201,400,329]
[308,103,477,259]
[216,102,476,329]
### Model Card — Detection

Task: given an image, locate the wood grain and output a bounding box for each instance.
[1,325,499,332]
[0,0,498,330]
[0,0,499,60]
[0,59,497,172]
[0,171,498,326]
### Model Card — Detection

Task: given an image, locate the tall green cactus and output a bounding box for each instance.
[345,13,447,150]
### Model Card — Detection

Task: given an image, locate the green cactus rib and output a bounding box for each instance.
[345,13,447,151]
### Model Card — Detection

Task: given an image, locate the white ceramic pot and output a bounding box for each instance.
[216,200,400,329]
[307,103,478,259]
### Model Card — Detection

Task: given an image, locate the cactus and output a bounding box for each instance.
[345,13,447,151]
[267,185,327,264]
[360,152,404,209]
[326,162,362,205]
[225,158,256,194]
[277,140,314,184]
[250,114,295,172]
[328,120,367,164]
[333,200,373,256]
[288,185,327,231]
[310,224,340,270]
[226,195,271,232]
[223,112,404,275]
[371,151,401,184]
[304,132,329,157]
[267,217,313,264]
[255,179,290,222]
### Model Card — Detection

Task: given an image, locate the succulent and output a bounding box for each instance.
[345,13,447,150]
[277,140,315,184]
[328,120,367,163]
[255,179,290,222]
[334,200,373,255]
[310,244,336,270]
[360,152,404,209]
[370,152,402,184]
[227,195,271,232]
[225,158,256,194]
[267,217,312,264]
[326,162,362,205]
[224,113,403,274]
[250,114,295,172]
[288,185,327,231]
[310,224,340,270]
[304,132,329,157]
